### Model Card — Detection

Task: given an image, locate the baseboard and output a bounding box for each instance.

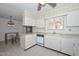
[24,44,37,51]
[21,44,71,56]
[36,45,71,56]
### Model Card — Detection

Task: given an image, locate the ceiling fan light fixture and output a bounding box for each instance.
[40,3,46,6]
[7,16,15,27]
[37,3,56,11]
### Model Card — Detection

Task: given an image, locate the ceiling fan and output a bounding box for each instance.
[37,3,56,11]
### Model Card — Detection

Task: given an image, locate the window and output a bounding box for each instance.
[46,16,65,30]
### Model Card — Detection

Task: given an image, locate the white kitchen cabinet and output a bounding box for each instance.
[61,36,74,55]
[44,34,78,56]
[45,34,61,51]
[23,17,31,26]
[36,19,45,28]
[20,34,36,49]
[25,34,36,49]
[74,38,79,56]
[23,10,36,26]
[67,10,79,26]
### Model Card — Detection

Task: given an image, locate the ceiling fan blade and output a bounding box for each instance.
[37,3,42,11]
[48,3,56,8]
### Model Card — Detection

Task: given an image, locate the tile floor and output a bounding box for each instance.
[0,41,67,56]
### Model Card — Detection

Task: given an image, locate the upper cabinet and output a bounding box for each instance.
[23,10,36,26]
[67,10,79,26]
[23,10,45,27]
[36,18,45,28]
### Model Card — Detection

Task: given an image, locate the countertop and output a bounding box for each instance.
[21,32,79,39]
[36,32,79,36]
[22,32,79,36]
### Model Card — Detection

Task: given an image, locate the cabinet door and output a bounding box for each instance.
[24,18,35,26]
[25,35,36,49]
[67,10,79,26]
[45,35,61,51]
[23,17,30,26]
[61,37,74,55]
[74,39,79,56]
[23,12,31,26]
[31,35,36,44]
[36,19,45,28]
[23,11,35,26]
[45,35,53,48]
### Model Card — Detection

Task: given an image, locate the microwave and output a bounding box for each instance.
[26,26,32,33]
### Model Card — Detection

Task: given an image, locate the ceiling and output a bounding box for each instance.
[0,3,39,21]
[0,3,72,21]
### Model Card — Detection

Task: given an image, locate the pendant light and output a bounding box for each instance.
[8,16,15,26]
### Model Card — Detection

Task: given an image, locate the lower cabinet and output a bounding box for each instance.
[74,39,79,56]
[20,34,79,56]
[25,34,36,49]
[45,35,61,51]
[44,35,77,56]
[20,34,36,49]
[61,37,74,55]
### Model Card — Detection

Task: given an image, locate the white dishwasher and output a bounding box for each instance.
[37,34,44,46]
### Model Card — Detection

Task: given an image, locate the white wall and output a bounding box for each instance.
[0,17,23,41]
[33,3,79,34]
